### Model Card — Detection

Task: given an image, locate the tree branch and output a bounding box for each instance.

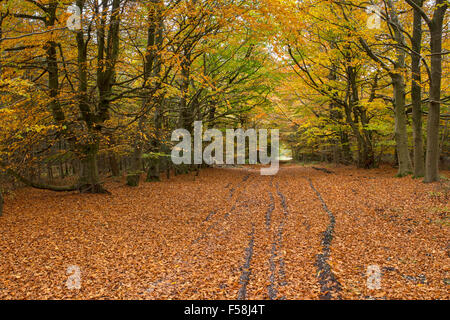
[7,169,79,192]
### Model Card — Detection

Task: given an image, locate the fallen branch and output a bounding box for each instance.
[7,169,79,192]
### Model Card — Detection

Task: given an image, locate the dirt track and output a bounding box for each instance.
[0,165,448,299]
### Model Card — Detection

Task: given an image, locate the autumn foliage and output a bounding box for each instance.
[0,166,448,299]
[0,0,448,300]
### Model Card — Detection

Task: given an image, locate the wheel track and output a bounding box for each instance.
[237,224,255,300]
[267,182,289,300]
[234,173,274,300]
[193,172,254,244]
[265,192,275,230]
[146,170,255,296]
[307,177,342,300]
[147,168,342,299]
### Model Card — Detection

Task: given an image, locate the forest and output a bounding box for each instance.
[0,0,448,300]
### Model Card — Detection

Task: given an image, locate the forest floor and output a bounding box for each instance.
[0,164,449,300]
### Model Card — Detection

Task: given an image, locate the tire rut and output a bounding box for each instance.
[307,177,342,300]
[267,182,289,300]
[147,171,254,295]
[237,224,256,300]
[265,192,275,230]
[193,172,254,244]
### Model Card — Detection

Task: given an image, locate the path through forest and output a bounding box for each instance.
[0,165,448,299]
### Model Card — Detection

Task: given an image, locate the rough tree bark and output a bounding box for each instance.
[146,0,164,183]
[96,0,121,124]
[45,1,65,123]
[392,73,412,176]
[388,1,413,175]
[406,0,448,182]
[127,145,142,187]
[178,47,193,133]
[348,65,375,168]
[327,59,354,165]
[424,1,447,182]
[109,152,121,177]
[78,143,108,193]
[74,0,104,192]
[411,0,425,177]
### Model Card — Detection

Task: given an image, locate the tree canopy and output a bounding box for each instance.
[0,0,448,197]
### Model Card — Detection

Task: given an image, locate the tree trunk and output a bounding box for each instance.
[345,65,375,169]
[58,161,65,179]
[359,110,375,169]
[411,0,425,178]
[109,152,120,177]
[95,0,121,124]
[145,1,164,183]
[388,1,412,176]
[178,51,193,132]
[45,1,65,123]
[47,164,54,182]
[425,3,447,182]
[0,188,3,217]
[159,143,171,180]
[392,74,412,176]
[340,131,352,164]
[146,158,160,182]
[127,144,143,187]
[78,144,107,193]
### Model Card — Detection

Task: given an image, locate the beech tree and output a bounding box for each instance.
[405,0,448,182]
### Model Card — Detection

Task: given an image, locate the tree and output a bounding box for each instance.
[359,0,413,176]
[405,0,448,182]
[278,1,389,168]
[410,0,425,177]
